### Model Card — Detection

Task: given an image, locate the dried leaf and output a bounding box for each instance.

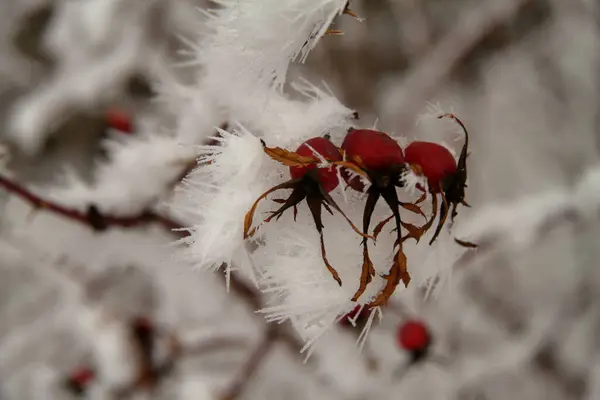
[322,201,334,216]
[319,231,342,286]
[400,221,422,244]
[368,249,410,308]
[414,192,427,205]
[243,180,297,239]
[455,238,478,248]
[351,246,376,302]
[429,189,449,245]
[373,215,393,240]
[399,202,426,219]
[263,145,319,167]
[307,195,342,286]
[331,160,369,179]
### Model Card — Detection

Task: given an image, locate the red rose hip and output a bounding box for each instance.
[339,128,411,306]
[65,366,95,395]
[105,107,134,134]
[244,136,370,286]
[397,319,431,363]
[403,113,472,245]
[404,142,457,191]
[289,137,342,193]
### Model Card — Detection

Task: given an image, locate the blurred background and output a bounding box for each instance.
[0,0,599,399]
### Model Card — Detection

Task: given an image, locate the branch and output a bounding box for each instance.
[0,172,306,396]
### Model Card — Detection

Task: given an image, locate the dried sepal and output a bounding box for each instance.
[454,238,478,248]
[399,202,426,219]
[368,246,410,308]
[351,246,376,302]
[399,221,422,244]
[306,195,343,286]
[243,179,299,239]
[262,143,319,167]
[351,188,380,301]
[320,187,374,240]
[331,160,369,179]
[373,215,393,241]
[414,191,427,205]
[429,186,449,245]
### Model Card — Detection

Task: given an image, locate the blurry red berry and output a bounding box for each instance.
[404,142,456,192]
[397,320,431,355]
[132,316,153,332]
[289,137,342,192]
[70,367,94,385]
[105,108,133,134]
[65,366,95,395]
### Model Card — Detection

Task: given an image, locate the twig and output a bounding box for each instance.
[0,172,306,397]
[0,174,158,231]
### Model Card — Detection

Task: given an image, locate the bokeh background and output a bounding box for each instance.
[0,0,599,399]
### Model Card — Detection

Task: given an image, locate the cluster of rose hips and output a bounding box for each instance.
[244,113,473,307]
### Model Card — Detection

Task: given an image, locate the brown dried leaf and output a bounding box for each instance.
[368,249,410,308]
[351,246,376,302]
[319,232,342,286]
[414,192,427,205]
[331,160,369,180]
[263,145,319,167]
[454,238,478,248]
[243,181,296,239]
[400,221,423,244]
[399,202,426,219]
[373,215,393,241]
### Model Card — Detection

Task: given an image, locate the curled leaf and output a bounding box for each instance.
[368,248,410,308]
[243,180,298,239]
[373,215,394,241]
[455,238,478,248]
[331,160,369,180]
[399,202,426,219]
[319,231,342,286]
[414,191,427,205]
[399,221,422,244]
[351,246,376,302]
[262,144,319,167]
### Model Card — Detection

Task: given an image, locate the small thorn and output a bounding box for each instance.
[260,139,267,147]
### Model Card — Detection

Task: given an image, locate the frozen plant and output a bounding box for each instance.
[172,0,475,356]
